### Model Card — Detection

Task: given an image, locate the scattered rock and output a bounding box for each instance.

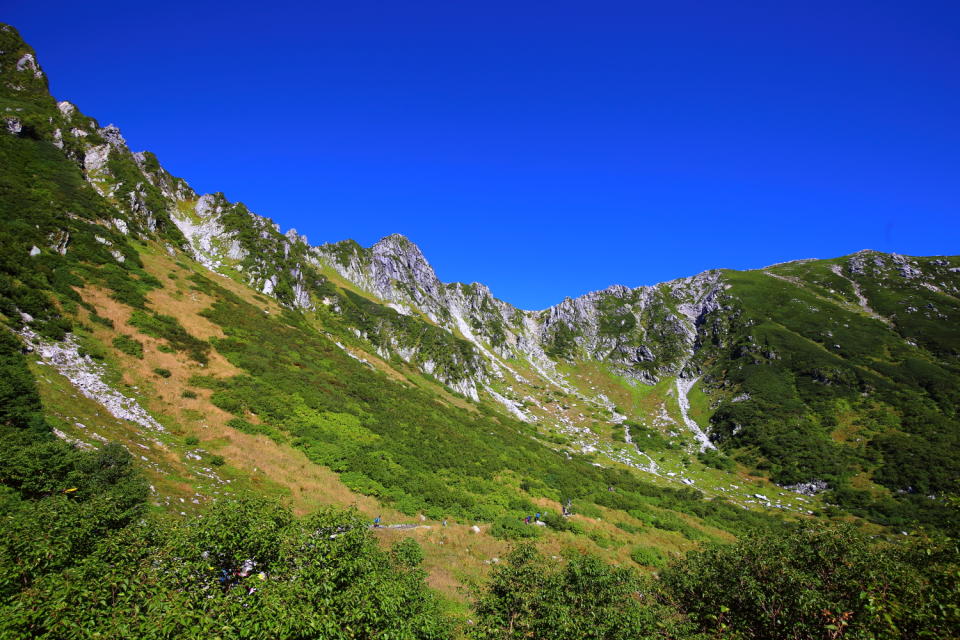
[784,479,829,496]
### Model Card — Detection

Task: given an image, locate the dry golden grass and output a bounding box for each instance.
[70,252,406,521]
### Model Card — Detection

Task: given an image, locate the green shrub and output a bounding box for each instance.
[152,368,171,378]
[180,390,197,399]
[615,520,640,534]
[697,448,735,471]
[542,511,582,534]
[391,537,424,568]
[470,545,684,639]
[184,436,199,446]
[112,334,143,359]
[490,515,541,540]
[661,523,959,639]
[89,312,114,328]
[209,455,225,466]
[630,545,666,568]
[588,530,615,548]
[572,501,602,518]
[76,335,107,360]
[129,310,210,363]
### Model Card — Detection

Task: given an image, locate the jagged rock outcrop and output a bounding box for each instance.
[18,328,165,433]
[316,233,729,387]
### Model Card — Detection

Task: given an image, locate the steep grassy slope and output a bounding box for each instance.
[698,258,960,530]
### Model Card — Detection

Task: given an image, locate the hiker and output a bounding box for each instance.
[525,515,531,524]
[374,515,381,527]
[535,512,541,522]
[442,518,447,527]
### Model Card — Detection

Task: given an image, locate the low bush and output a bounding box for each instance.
[490,515,541,540]
[630,545,666,568]
[112,334,143,359]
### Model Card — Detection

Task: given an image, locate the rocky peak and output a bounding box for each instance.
[0,24,50,96]
[369,234,443,300]
[57,100,76,117]
[100,124,126,148]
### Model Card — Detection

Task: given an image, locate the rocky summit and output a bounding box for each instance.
[0,23,957,639]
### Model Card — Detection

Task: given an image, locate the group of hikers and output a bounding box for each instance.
[522,512,543,524]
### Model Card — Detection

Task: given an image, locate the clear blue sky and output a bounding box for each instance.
[8,1,959,309]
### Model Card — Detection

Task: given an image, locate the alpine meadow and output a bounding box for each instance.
[0,22,958,640]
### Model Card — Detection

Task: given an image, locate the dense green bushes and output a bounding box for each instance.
[630,545,667,568]
[660,523,959,640]
[490,515,542,540]
[2,496,451,639]
[0,330,147,600]
[471,523,959,640]
[470,544,691,640]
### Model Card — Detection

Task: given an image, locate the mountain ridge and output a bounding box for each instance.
[2,21,958,541]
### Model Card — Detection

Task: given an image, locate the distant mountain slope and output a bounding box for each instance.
[1,22,957,538]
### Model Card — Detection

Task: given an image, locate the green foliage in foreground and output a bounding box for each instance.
[470,544,693,640]
[660,523,960,640]
[3,496,449,640]
[473,525,959,640]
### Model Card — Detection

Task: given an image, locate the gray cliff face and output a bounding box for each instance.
[318,233,729,385]
[534,272,726,381]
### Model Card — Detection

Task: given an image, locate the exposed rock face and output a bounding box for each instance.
[784,480,829,496]
[316,234,727,388]
[676,377,714,451]
[15,52,43,78]
[83,143,111,177]
[172,194,234,271]
[18,328,165,433]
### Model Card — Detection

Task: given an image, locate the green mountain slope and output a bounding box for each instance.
[3,19,959,537]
